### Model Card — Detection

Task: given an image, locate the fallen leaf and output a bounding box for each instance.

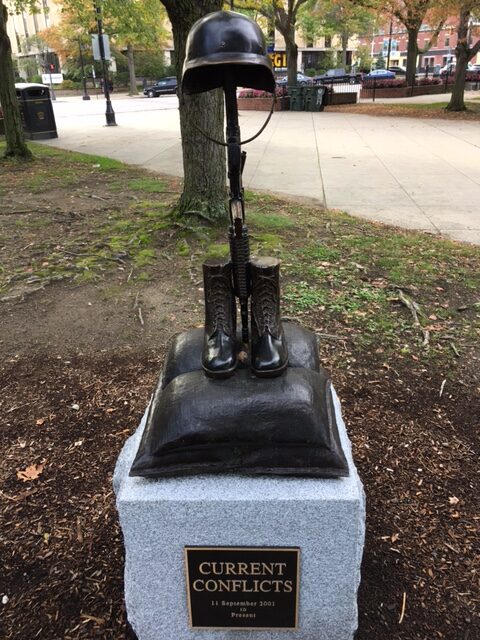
[391,532,400,543]
[449,496,460,505]
[17,463,44,482]
[36,418,46,426]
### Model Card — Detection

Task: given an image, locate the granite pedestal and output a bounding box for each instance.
[114,388,365,640]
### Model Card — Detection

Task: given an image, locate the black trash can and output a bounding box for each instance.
[15,83,58,140]
[288,86,305,111]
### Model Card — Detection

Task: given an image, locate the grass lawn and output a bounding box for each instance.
[1,142,479,640]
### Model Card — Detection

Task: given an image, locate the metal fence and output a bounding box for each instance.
[360,72,480,102]
[313,72,480,104]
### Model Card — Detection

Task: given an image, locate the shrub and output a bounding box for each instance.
[238,87,285,98]
[363,77,441,88]
[305,68,316,77]
[363,78,406,88]
[416,77,441,86]
[466,72,480,82]
[59,79,81,90]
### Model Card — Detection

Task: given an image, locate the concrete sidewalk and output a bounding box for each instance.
[42,95,480,245]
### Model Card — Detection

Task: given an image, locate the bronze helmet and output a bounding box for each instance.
[182,10,275,95]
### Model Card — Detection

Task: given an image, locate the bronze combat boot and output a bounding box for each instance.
[202,258,237,379]
[250,257,288,377]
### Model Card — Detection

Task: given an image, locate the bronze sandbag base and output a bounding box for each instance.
[130,323,348,478]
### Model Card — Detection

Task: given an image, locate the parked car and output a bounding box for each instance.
[313,68,362,84]
[439,62,477,76]
[364,69,395,80]
[276,72,313,86]
[387,66,406,76]
[144,76,177,97]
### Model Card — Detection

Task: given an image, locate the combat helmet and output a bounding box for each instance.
[182,10,275,95]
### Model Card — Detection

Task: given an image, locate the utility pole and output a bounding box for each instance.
[78,39,90,101]
[94,0,116,126]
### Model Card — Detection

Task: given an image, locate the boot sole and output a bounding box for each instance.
[202,364,237,380]
[251,361,288,378]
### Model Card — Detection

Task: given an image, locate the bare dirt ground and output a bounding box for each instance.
[0,144,479,640]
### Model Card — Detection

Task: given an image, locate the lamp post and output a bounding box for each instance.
[386,20,393,69]
[78,39,90,101]
[93,0,116,126]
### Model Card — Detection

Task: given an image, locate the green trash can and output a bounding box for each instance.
[15,83,58,140]
[305,85,326,112]
[288,86,305,111]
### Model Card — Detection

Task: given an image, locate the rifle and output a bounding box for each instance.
[224,73,250,344]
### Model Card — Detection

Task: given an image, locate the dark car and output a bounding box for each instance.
[144,76,177,97]
[313,68,362,85]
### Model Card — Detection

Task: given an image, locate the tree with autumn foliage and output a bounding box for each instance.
[51,0,167,95]
[237,0,310,85]
[308,0,375,68]
[0,0,40,159]
[446,2,480,111]
[383,0,448,86]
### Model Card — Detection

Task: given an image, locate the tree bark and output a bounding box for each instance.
[406,27,419,87]
[161,0,226,221]
[0,4,32,159]
[127,43,138,95]
[285,30,298,85]
[446,9,471,112]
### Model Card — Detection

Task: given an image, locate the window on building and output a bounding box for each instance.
[324,35,331,48]
[445,35,450,47]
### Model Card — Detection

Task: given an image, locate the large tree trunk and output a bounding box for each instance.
[161,0,226,221]
[446,10,470,112]
[127,43,138,95]
[285,31,298,85]
[406,27,419,87]
[0,4,32,160]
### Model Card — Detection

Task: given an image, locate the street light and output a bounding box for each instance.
[78,39,90,101]
[93,0,116,126]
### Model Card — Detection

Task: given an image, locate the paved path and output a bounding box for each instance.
[41,94,480,245]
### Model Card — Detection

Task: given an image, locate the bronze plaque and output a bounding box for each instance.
[184,546,300,630]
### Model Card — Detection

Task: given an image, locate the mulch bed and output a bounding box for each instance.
[328,103,480,120]
[1,345,478,640]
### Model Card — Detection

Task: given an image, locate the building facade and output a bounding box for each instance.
[358,18,480,72]
[6,0,62,79]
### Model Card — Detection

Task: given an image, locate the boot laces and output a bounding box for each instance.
[210,275,231,333]
[254,274,278,334]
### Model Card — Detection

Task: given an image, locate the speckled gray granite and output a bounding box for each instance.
[114,387,365,640]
